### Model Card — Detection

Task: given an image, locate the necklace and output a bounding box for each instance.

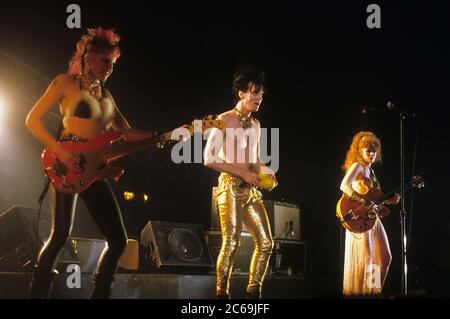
[78,74,102,98]
[233,107,253,130]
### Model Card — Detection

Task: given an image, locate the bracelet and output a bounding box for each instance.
[351,192,366,204]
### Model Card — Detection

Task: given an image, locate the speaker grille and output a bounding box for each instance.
[168,229,203,262]
[140,221,214,274]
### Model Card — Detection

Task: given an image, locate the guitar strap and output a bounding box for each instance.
[38,121,64,204]
[370,168,381,190]
[33,120,64,268]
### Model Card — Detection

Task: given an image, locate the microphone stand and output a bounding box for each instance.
[399,110,408,296]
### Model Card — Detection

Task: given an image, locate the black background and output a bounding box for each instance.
[0,1,448,298]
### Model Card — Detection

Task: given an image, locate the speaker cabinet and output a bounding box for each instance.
[207,231,308,276]
[68,237,106,273]
[270,239,308,276]
[0,206,78,272]
[264,200,301,241]
[211,191,300,241]
[140,221,214,274]
[206,230,254,274]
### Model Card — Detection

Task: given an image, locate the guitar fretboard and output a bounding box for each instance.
[376,179,422,204]
[102,131,173,160]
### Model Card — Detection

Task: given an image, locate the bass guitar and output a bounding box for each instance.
[42,118,224,194]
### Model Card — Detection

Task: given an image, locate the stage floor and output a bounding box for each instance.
[0,272,339,299]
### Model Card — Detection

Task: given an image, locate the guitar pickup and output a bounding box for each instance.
[53,161,67,176]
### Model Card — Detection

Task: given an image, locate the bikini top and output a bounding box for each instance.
[61,77,115,126]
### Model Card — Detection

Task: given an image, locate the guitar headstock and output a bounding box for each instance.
[160,116,226,147]
[187,115,225,134]
[412,175,425,189]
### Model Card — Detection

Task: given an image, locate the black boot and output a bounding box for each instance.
[245,289,262,299]
[216,293,230,299]
[90,272,114,299]
[29,267,59,299]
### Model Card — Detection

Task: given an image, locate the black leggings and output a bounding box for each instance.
[36,179,128,286]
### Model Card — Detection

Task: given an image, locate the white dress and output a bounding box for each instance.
[343,217,392,295]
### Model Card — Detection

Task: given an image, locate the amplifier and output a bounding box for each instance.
[269,239,307,276]
[206,230,253,274]
[264,200,301,241]
[206,230,307,276]
[211,189,301,241]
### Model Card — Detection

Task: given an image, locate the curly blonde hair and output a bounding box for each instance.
[342,131,382,172]
[68,27,121,76]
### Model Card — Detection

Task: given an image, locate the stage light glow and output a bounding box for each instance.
[0,94,6,130]
[143,193,149,203]
[124,191,135,201]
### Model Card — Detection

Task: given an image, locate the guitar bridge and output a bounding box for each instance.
[342,210,359,222]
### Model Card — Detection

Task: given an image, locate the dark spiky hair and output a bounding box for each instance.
[232,66,266,102]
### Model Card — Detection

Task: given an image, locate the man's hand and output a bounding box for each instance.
[241,171,260,187]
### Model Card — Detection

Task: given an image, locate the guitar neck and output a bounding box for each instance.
[102,131,173,160]
[377,182,416,204]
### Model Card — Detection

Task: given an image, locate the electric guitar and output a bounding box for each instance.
[42,118,225,194]
[336,175,425,233]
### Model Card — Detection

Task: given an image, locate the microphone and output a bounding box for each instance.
[387,101,407,113]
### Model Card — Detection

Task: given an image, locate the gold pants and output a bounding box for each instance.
[215,173,274,296]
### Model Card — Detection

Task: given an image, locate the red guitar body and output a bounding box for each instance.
[336,188,390,233]
[41,118,226,194]
[42,130,124,194]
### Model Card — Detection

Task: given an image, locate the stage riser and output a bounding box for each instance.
[0,273,338,299]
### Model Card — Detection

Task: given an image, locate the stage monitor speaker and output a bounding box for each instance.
[63,238,140,273]
[68,237,106,273]
[0,206,78,272]
[264,200,301,241]
[140,221,214,274]
[206,230,254,274]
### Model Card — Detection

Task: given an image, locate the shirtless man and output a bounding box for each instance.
[204,66,276,299]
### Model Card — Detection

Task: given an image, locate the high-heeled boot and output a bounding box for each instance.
[90,271,115,299]
[29,266,59,299]
[245,289,262,299]
[216,292,231,299]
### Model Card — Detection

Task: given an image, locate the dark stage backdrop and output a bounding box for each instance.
[0,1,448,297]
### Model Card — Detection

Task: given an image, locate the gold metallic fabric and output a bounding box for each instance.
[215,173,274,296]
